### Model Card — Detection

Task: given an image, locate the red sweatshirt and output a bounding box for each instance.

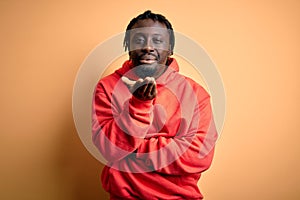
[92,58,217,199]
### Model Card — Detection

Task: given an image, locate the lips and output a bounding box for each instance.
[139,59,156,64]
[139,54,157,64]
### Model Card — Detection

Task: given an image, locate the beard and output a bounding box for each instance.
[134,63,159,78]
[130,50,168,78]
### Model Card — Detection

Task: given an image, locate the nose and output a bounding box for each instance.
[142,38,155,52]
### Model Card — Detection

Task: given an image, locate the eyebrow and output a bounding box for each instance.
[132,32,166,37]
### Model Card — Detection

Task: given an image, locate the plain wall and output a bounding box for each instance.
[0,1,299,199]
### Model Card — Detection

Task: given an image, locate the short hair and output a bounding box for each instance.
[123,10,175,54]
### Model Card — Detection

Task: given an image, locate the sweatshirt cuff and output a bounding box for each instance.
[129,96,154,112]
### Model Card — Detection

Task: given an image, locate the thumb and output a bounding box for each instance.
[121,76,142,93]
[121,76,136,87]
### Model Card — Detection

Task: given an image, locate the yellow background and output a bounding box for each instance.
[1,0,299,199]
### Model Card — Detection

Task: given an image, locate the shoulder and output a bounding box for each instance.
[94,71,121,94]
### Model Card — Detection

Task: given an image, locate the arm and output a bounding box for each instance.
[93,76,217,174]
[137,94,217,175]
[135,83,218,175]
[92,80,154,162]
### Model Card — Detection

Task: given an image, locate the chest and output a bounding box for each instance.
[110,80,196,137]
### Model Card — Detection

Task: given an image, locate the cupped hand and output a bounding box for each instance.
[121,76,157,100]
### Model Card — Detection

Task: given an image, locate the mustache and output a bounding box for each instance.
[138,49,160,61]
[138,53,158,60]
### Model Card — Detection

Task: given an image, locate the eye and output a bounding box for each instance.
[133,36,145,44]
[153,37,163,44]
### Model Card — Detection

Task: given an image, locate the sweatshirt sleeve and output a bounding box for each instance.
[135,83,218,175]
[92,80,154,162]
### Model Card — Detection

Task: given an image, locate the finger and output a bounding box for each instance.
[144,77,156,84]
[132,78,144,92]
[150,82,157,97]
[144,82,155,97]
[139,83,149,95]
[144,77,152,83]
[135,77,150,94]
[142,77,156,97]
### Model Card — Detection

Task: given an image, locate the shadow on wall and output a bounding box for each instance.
[54,116,110,200]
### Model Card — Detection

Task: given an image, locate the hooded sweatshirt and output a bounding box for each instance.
[92,58,217,199]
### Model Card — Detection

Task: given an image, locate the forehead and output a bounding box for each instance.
[132,19,167,29]
[130,19,169,36]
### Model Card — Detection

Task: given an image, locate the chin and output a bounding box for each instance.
[135,63,158,78]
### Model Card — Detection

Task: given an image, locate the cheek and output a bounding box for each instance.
[158,50,170,63]
[129,51,137,59]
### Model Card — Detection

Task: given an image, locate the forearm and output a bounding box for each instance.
[92,87,154,162]
[135,130,216,175]
[133,95,218,175]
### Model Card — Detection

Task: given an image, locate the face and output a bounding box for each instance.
[128,19,171,78]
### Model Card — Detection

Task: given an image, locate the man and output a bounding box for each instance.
[92,10,217,199]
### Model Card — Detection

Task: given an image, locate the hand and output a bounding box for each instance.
[121,76,157,100]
